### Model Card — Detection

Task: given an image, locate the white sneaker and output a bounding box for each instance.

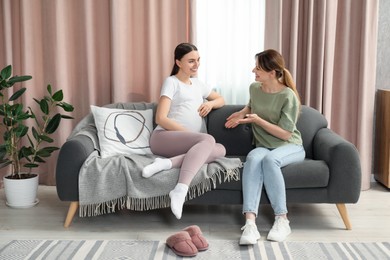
[239,221,261,245]
[267,216,291,242]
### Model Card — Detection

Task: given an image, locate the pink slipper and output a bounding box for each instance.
[183,225,209,251]
[166,231,198,257]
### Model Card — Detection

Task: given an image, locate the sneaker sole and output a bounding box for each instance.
[239,235,261,245]
[267,230,291,242]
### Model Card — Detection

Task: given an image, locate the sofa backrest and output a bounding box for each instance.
[72,102,328,159]
[207,105,328,159]
[207,105,253,156]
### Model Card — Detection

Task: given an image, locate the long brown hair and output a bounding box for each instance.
[255,49,301,105]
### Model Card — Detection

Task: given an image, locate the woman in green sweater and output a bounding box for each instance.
[225,49,305,244]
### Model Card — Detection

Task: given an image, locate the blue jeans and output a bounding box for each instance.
[242,144,305,216]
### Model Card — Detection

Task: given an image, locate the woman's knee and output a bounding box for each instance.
[244,153,264,169]
[262,154,281,169]
[246,148,267,162]
[215,143,226,157]
[201,133,216,145]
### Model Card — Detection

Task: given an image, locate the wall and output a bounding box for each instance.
[376,0,390,91]
[373,0,389,180]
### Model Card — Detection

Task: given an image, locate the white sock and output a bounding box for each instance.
[169,183,189,219]
[142,158,172,178]
[246,219,256,225]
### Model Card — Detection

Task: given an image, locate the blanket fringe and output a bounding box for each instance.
[79,165,241,217]
[79,196,128,217]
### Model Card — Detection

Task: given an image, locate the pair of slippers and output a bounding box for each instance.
[166,225,209,257]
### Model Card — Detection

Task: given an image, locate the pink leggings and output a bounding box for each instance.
[150,130,226,185]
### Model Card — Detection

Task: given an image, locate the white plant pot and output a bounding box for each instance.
[3,174,39,208]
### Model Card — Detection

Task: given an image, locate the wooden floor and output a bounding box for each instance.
[1,181,389,243]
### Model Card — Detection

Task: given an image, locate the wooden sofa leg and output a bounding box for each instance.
[64,201,79,228]
[336,203,352,230]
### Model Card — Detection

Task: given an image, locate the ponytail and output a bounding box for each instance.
[281,68,301,105]
[170,64,179,76]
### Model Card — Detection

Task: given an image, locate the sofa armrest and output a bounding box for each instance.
[313,128,361,203]
[56,135,95,201]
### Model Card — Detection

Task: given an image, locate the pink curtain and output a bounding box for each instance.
[0,0,190,185]
[265,0,379,190]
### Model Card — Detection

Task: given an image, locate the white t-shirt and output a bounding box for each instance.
[155,76,212,133]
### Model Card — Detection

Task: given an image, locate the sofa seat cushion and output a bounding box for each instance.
[214,158,329,191]
[282,159,329,189]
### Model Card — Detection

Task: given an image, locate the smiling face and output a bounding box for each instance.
[252,61,273,83]
[253,50,285,84]
[176,50,200,77]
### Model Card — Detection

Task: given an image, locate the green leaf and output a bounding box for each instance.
[29,110,36,119]
[0,65,12,80]
[17,112,30,120]
[36,149,52,158]
[32,126,39,141]
[13,103,23,115]
[35,147,60,158]
[10,104,29,121]
[24,163,39,168]
[52,89,63,102]
[8,75,32,85]
[15,125,29,138]
[27,133,34,147]
[39,99,49,115]
[3,130,11,141]
[45,113,61,134]
[9,88,26,101]
[33,98,40,105]
[58,102,74,112]
[39,135,54,143]
[33,156,45,163]
[3,117,14,127]
[47,84,52,95]
[40,146,59,153]
[61,115,74,119]
[20,146,34,157]
[0,144,7,159]
[12,105,30,120]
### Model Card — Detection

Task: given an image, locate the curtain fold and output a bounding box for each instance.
[0,0,189,185]
[265,0,379,190]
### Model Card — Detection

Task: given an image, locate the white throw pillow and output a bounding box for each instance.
[90,105,153,158]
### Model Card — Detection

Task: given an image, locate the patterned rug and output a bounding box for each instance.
[0,239,389,259]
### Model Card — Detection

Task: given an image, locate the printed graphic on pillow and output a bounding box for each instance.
[91,106,153,158]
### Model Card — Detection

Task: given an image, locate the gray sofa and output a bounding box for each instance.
[56,103,361,229]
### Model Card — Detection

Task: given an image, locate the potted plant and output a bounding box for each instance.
[0,64,74,208]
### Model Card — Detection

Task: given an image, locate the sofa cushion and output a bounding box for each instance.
[282,159,329,189]
[91,105,154,157]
